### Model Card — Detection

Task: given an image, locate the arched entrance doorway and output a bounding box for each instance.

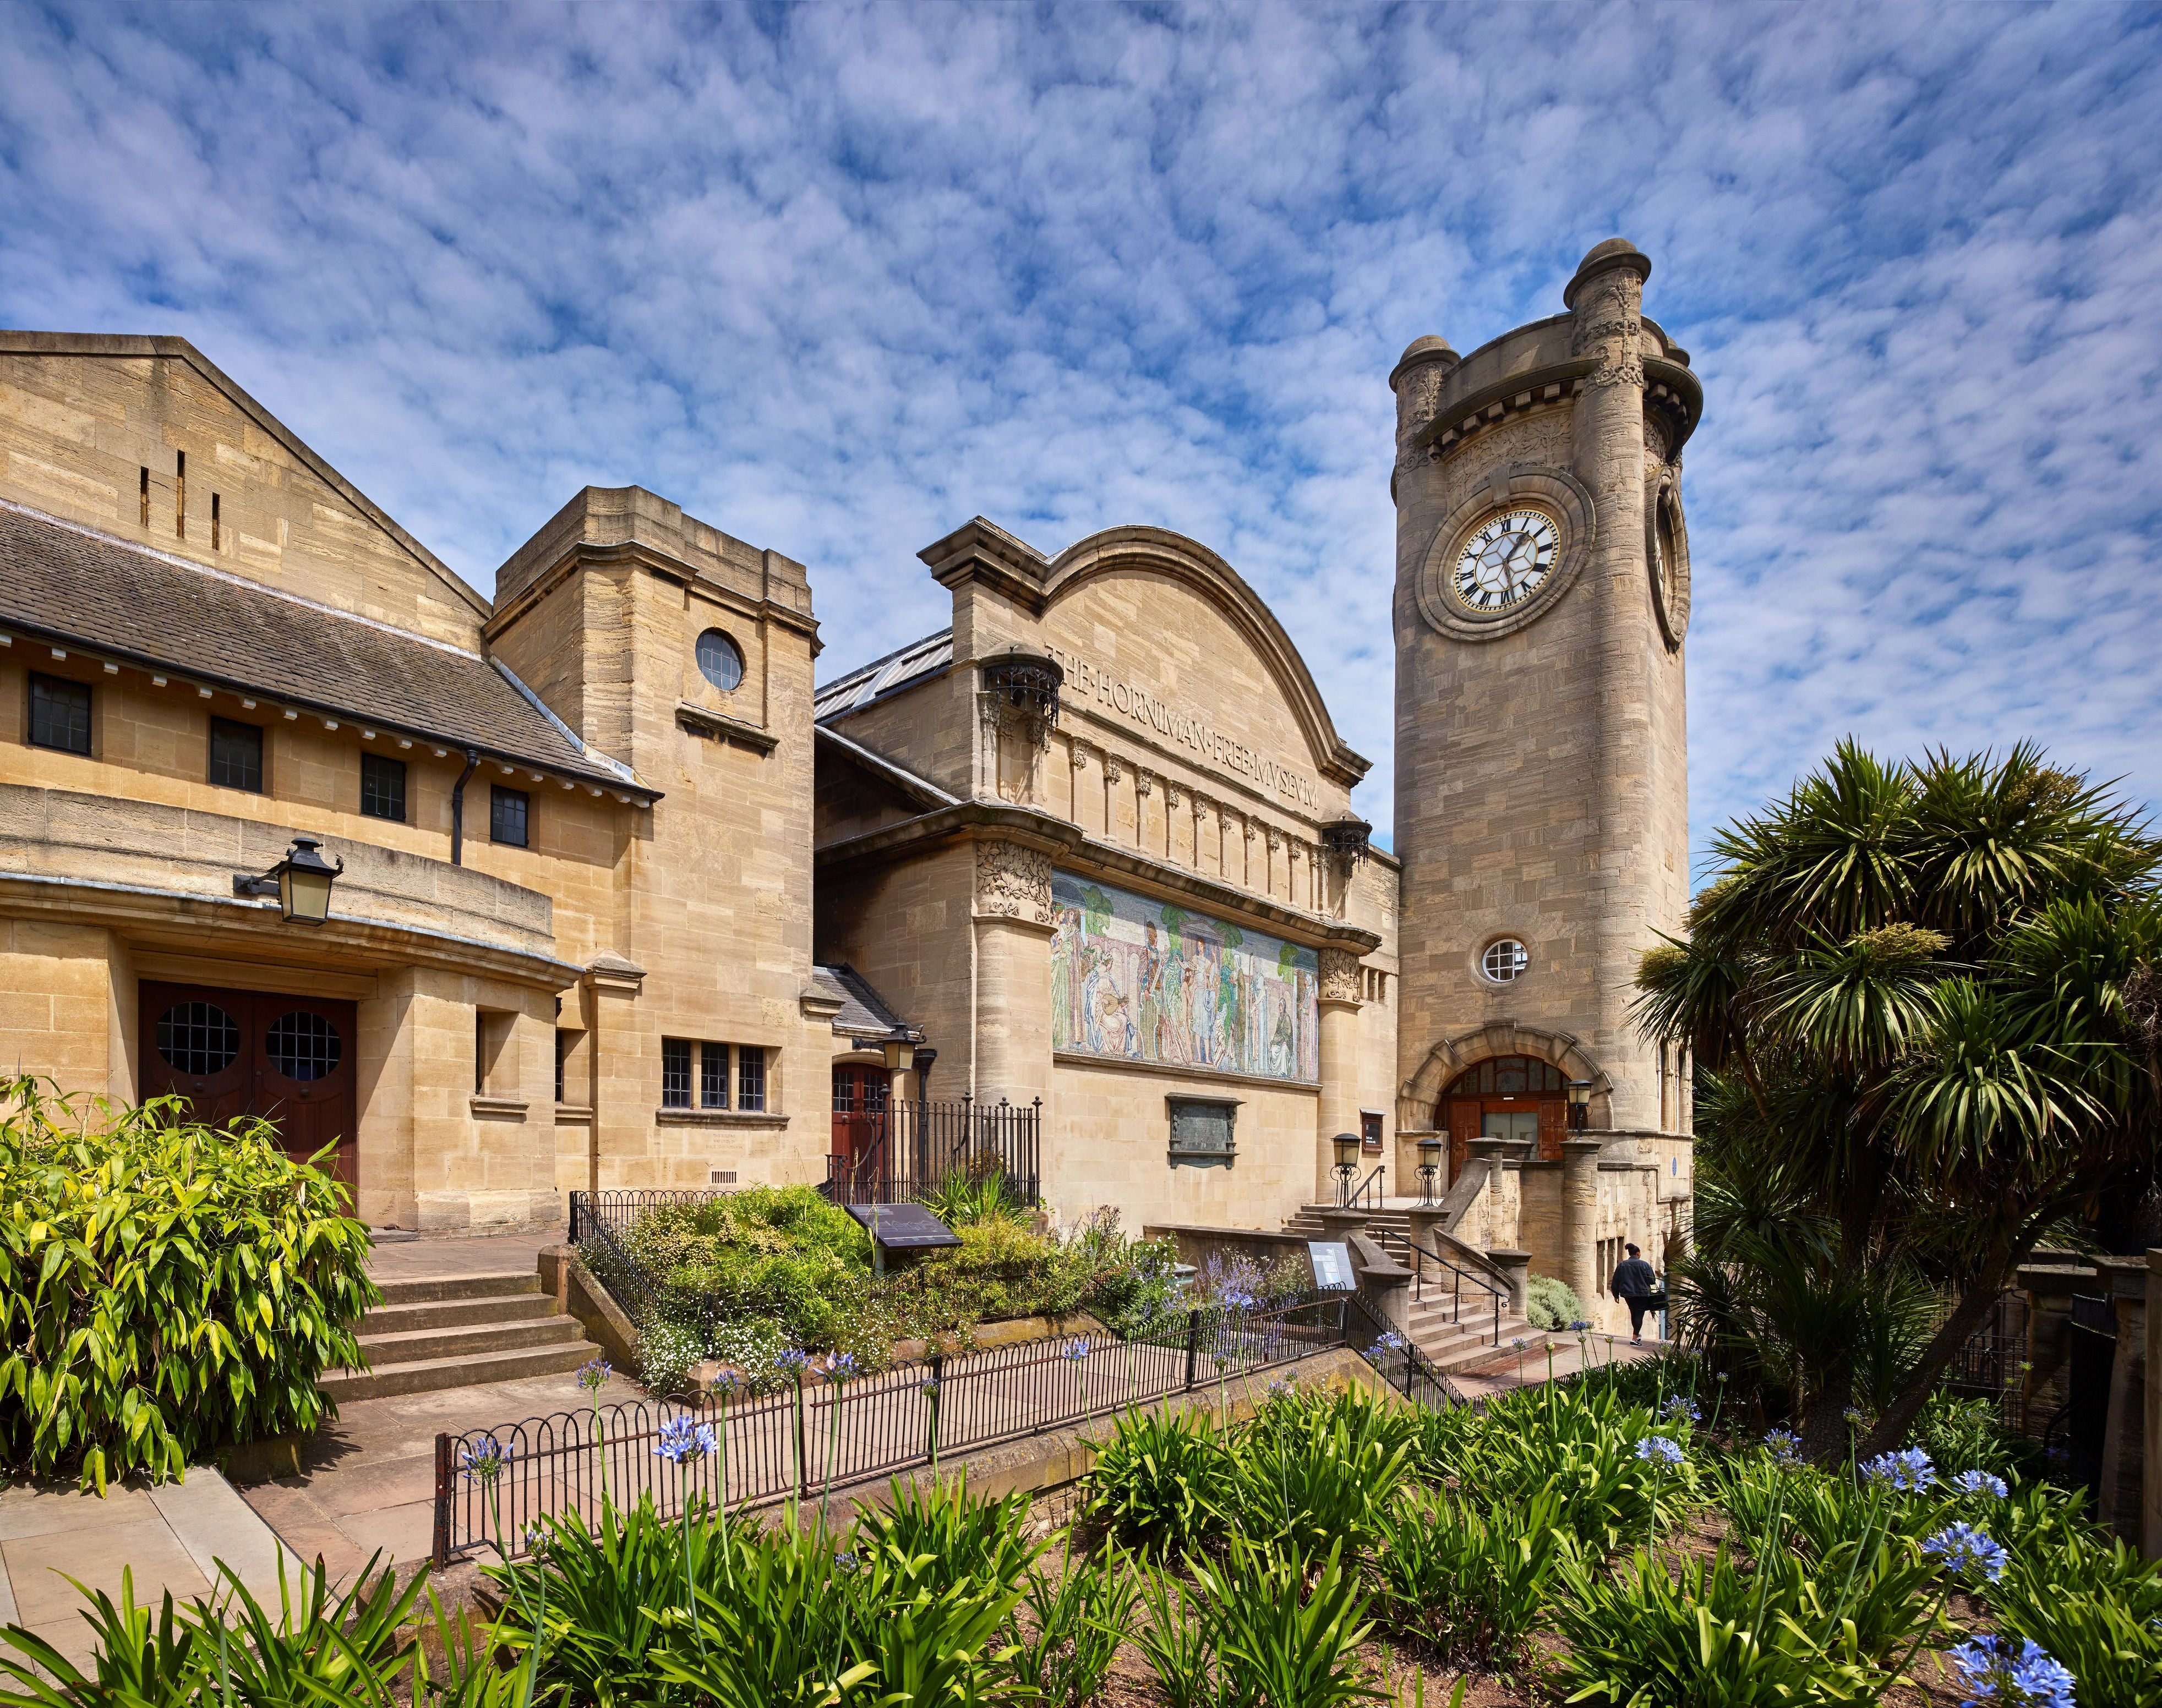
[1442,1054,1569,1173]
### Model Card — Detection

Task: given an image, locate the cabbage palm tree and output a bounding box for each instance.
[1636,741,2161,1461]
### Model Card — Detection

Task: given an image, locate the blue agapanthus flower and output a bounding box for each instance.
[1376,1330,1408,1354]
[1952,1468,2010,1499]
[1860,1447,1934,1492]
[1063,1337,1090,1361]
[1569,1318,1593,1331]
[460,1435,515,1483]
[575,1356,612,1394]
[653,1415,717,1464]
[1925,1521,2009,1583]
[1662,1395,1701,1423]
[1763,1427,1804,1467]
[825,1351,859,1382]
[1635,1435,1685,1468]
[1946,1634,2076,1707]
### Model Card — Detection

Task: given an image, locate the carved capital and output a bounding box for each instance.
[1069,737,1090,770]
[1163,782,1181,808]
[1135,770,1154,797]
[1103,754,1124,783]
[974,840,1055,926]
[1264,828,1281,852]
[1192,794,1211,822]
[1318,948,1364,1005]
[1242,818,1257,842]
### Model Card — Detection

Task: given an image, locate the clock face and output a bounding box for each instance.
[1452,509,1560,614]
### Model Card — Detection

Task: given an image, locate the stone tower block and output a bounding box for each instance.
[1390,240,1700,1161]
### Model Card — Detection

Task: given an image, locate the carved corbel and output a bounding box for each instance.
[974,839,1055,926]
[1318,948,1363,1006]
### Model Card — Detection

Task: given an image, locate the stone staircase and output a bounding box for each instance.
[321,1269,605,1403]
[1282,1203,1530,1375]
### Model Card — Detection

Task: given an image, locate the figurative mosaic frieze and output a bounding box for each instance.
[1050,873,1319,1082]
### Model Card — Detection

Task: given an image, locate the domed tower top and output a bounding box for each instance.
[1563,238,1652,308]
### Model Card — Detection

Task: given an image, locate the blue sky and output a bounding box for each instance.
[4,2,2158,869]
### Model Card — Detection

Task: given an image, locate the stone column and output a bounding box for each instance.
[2018,1258,2097,1440]
[1488,1249,1531,1317]
[2148,1250,2162,1561]
[1560,1136,1603,1323]
[1565,239,1659,1132]
[971,840,1056,1109]
[2098,1256,2149,1542]
[1315,949,1364,1202]
[585,951,647,1196]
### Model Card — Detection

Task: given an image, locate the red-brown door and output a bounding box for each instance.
[831,1064,891,1173]
[139,982,358,1190]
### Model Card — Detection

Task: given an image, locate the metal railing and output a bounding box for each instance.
[823,1094,1042,1207]
[1380,1227,1508,1349]
[433,1295,1357,1565]
[1342,1289,1462,1410]
[1338,1163,1386,1211]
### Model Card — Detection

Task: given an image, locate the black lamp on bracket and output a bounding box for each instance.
[234,835,344,926]
[1331,1130,1361,1207]
[1416,1134,1444,1207]
[1567,1079,1594,1133]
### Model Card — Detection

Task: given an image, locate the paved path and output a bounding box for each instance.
[0,1472,305,1668]
[1444,1329,1668,1402]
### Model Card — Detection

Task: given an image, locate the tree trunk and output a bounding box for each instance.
[1856,1256,2016,1463]
[1800,1370,1855,1465]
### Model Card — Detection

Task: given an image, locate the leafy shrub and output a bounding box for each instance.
[1444,1382,1694,1552]
[1010,1544,1138,1708]
[1909,1390,2031,1478]
[637,1317,709,1394]
[1985,1523,2162,1706]
[0,1077,377,1491]
[922,1167,1030,1228]
[1368,1484,1567,1672]
[1525,1272,1586,1331]
[1230,1384,1415,1554]
[851,1475,1041,1596]
[1551,1544,1883,1706]
[1133,1561,1216,1708]
[1189,1537,1384,1708]
[1081,1405,1236,1556]
[1062,1209,1184,1334]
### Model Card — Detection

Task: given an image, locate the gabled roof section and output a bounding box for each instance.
[0,331,491,622]
[808,963,924,1043]
[814,628,953,721]
[0,500,655,798]
[814,725,957,809]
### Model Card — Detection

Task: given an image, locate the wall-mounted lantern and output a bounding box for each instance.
[1416,1134,1444,1207]
[881,1038,916,1074]
[234,835,344,926]
[1567,1079,1594,1132]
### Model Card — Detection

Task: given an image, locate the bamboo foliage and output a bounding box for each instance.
[0,1076,378,1492]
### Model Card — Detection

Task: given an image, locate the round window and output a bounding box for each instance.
[1481,938,1530,983]
[156,1002,241,1076]
[695,629,744,692]
[265,1010,343,1082]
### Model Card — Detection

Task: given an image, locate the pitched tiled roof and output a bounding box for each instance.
[807,962,923,1041]
[0,501,652,796]
[814,628,952,721]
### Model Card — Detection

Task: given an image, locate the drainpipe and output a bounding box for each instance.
[449,748,481,865]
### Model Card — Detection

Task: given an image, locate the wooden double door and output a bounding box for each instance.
[138,981,358,1189]
[1444,1054,1568,1174]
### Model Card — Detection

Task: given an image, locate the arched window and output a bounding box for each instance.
[1444,1055,1566,1097]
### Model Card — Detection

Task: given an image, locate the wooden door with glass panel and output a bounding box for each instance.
[138,981,358,1189]
[1443,1054,1570,1172]
[830,1064,892,1183]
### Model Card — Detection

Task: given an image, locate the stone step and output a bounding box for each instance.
[352,1315,587,1367]
[370,1271,543,1307]
[321,1337,599,1403]
[359,1290,556,1337]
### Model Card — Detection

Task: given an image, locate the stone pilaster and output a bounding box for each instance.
[1560,1137,1604,1324]
[1317,947,1364,1201]
[971,839,1055,1108]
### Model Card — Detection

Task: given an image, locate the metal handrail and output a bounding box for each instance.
[1382,1227,1507,1349]
[1342,1289,1462,1410]
[1343,1163,1386,1210]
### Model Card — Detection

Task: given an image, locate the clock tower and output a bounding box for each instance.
[1389,239,1700,1310]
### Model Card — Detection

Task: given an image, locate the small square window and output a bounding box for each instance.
[361,753,407,822]
[736,1044,766,1113]
[27,673,91,756]
[700,1042,729,1110]
[210,718,263,792]
[491,785,529,847]
[661,1037,692,1109]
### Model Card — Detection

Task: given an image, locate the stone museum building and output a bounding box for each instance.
[0,239,1696,1331]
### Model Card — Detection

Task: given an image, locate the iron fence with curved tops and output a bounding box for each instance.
[432,1294,1375,1566]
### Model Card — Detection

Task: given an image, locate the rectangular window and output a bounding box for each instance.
[736,1044,766,1112]
[700,1042,729,1110]
[211,492,221,551]
[209,717,263,791]
[27,673,91,756]
[661,1037,692,1109]
[555,1029,569,1104]
[490,785,529,847]
[361,752,407,822]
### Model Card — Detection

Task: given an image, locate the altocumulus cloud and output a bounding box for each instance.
[2,1,2158,856]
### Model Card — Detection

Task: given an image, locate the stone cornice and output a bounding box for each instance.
[814,800,1382,954]
[675,700,780,753]
[485,536,822,646]
[1407,353,1700,464]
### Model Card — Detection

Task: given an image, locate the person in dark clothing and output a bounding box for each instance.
[1610,1243,1660,1344]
